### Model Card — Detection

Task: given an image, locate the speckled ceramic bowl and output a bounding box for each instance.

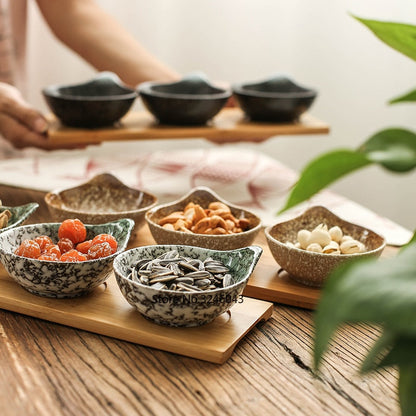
[0,202,39,233]
[265,206,386,287]
[145,187,262,250]
[0,219,134,298]
[113,244,262,327]
[45,173,157,235]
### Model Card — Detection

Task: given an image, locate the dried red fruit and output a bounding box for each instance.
[60,249,88,262]
[76,239,93,254]
[34,235,53,252]
[38,253,59,261]
[58,237,74,254]
[91,234,118,254]
[58,219,87,244]
[15,240,41,258]
[88,242,113,259]
[44,244,61,257]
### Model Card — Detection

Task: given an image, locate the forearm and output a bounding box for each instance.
[35,0,179,86]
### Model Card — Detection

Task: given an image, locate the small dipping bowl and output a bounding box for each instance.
[113,244,263,327]
[45,173,157,235]
[265,206,386,287]
[232,74,317,122]
[0,202,39,233]
[42,72,137,128]
[0,219,134,298]
[138,73,231,125]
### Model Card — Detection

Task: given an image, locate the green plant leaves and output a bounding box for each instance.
[313,243,416,370]
[353,16,416,62]
[278,150,371,213]
[399,364,416,416]
[389,88,416,104]
[359,128,416,172]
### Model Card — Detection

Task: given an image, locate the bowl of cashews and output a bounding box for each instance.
[145,186,262,251]
[265,206,386,287]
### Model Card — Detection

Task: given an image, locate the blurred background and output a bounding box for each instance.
[26,0,416,230]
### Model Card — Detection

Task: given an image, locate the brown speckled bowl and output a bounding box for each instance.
[45,173,157,234]
[145,187,262,250]
[265,206,386,287]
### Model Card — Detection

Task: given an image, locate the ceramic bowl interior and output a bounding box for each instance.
[45,173,157,234]
[145,186,262,250]
[138,73,231,125]
[0,218,134,298]
[0,202,39,233]
[113,244,263,327]
[232,74,317,122]
[42,72,137,128]
[265,206,386,287]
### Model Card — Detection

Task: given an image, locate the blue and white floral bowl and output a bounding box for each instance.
[0,219,134,298]
[0,202,39,233]
[113,244,263,327]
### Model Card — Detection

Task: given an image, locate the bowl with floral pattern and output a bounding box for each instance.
[0,218,134,298]
[0,202,39,233]
[113,244,263,327]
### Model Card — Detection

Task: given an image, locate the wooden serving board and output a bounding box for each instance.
[0,270,273,364]
[47,108,330,145]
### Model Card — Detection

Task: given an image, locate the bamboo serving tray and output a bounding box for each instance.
[47,108,330,145]
[0,270,273,364]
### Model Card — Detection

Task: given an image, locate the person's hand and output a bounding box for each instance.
[0,82,51,149]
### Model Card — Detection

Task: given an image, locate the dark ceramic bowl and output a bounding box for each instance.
[138,73,231,125]
[42,72,137,128]
[232,74,317,122]
[45,173,157,235]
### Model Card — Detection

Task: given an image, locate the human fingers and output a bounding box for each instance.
[0,83,48,134]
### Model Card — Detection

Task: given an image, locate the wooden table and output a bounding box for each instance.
[0,185,399,416]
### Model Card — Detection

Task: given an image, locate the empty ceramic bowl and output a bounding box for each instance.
[0,202,39,233]
[113,244,262,327]
[265,206,386,287]
[145,186,262,250]
[232,74,317,122]
[42,72,137,128]
[45,173,157,234]
[0,219,134,298]
[138,73,231,125]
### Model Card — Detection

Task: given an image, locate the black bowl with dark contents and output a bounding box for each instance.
[42,72,137,128]
[138,73,231,125]
[232,74,317,122]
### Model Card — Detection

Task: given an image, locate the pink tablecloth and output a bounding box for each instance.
[0,148,411,246]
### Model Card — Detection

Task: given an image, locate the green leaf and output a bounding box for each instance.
[360,330,395,373]
[279,150,371,213]
[313,244,416,369]
[398,364,416,416]
[353,16,416,62]
[377,335,416,369]
[389,88,416,104]
[359,128,416,172]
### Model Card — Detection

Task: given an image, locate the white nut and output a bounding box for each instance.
[322,241,340,254]
[286,241,296,248]
[306,243,323,253]
[295,242,301,248]
[309,228,331,247]
[329,226,343,243]
[340,239,365,254]
[297,229,311,249]
[341,235,353,243]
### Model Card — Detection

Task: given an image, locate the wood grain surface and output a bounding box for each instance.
[0,185,400,416]
[46,108,330,144]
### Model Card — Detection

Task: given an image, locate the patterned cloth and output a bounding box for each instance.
[0,147,412,246]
